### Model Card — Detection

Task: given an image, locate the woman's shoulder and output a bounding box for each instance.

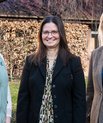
[67,54,81,69]
[0,53,5,65]
[0,53,3,59]
[26,53,35,60]
[93,46,103,54]
[25,53,36,66]
[69,54,81,62]
[66,51,80,61]
[91,46,103,58]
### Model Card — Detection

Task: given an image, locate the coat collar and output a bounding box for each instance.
[38,55,64,80]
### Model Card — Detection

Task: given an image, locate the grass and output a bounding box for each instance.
[9,80,20,123]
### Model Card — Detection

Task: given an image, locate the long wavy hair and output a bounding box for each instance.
[32,15,74,65]
[98,13,103,46]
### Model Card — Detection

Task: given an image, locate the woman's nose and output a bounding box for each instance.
[48,32,53,37]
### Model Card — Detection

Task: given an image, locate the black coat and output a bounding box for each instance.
[16,55,86,123]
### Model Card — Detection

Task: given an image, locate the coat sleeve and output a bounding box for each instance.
[71,56,86,123]
[16,56,30,123]
[86,51,94,123]
[0,54,8,123]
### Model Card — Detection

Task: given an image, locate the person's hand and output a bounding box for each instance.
[6,116,11,123]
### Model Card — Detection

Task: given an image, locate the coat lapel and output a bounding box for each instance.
[52,55,64,80]
[38,56,64,80]
[38,59,46,80]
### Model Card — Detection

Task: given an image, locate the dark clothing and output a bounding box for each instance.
[16,54,86,123]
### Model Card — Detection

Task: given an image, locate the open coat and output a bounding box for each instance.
[16,54,86,123]
[87,46,103,123]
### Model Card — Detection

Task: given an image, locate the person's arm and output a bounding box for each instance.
[86,51,94,123]
[16,56,30,123]
[6,85,12,123]
[71,56,86,123]
[0,54,8,123]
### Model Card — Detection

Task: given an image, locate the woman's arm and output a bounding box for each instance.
[0,54,8,123]
[16,56,30,123]
[71,56,86,123]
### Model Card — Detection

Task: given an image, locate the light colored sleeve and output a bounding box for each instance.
[6,85,12,117]
[0,54,12,117]
[0,53,8,123]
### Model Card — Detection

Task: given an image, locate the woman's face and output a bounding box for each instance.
[42,22,60,49]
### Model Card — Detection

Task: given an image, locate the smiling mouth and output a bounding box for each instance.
[47,40,55,42]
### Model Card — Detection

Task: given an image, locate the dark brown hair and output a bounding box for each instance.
[32,15,74,65]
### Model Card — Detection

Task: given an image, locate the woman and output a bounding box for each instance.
[0,53,12,123]
[16,15,86,123]
[86,13,103,123]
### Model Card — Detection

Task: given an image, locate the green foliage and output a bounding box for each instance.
[9,81,20,123]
